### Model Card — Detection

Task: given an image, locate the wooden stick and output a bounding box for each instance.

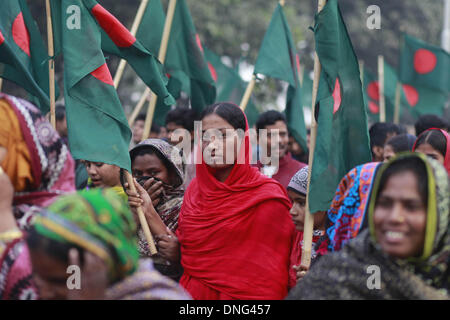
[114,0,149,88]
[0,78,3,92]
[301,0,327,269]
[128,87,150,126]
[124,171,157,255]
[393,82,401,124]
[45,0,56,129]
[378,55,386,123]
[239,75,256,111]
[142,0,177,140]
[142,94,158,140]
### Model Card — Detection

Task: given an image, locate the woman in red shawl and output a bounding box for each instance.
[176,102,294,300]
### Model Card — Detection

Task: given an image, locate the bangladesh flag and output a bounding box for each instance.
[253,3,308,152]
[51,0,174,105]
[400,84,448,118]
[0,0,52,111]
[309,0,372,213]
[399,34,449,118]
[164,0,216,113]
[362,62,406,123]
[55,0,132,171]
[204,48,259,127]
[137,0,216,121]
[399,34,450,94]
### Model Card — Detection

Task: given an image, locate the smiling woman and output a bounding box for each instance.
[287,153,450,300]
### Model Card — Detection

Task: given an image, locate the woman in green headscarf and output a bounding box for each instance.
[287,152,449,299]
[26,189,190,300]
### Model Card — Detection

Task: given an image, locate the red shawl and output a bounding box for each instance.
[413,128,450,176]
[177,106,294,300]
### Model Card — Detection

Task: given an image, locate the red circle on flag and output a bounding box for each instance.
[367,81,379,101]
[413,49,437,74]
[296,54,301,75]
[368,101,379,114]
[208,63,217,82]
[402,84,419,107]
[195,34,204,54]
[332,78,341,114]
[92,4,135,48]
[0,29,5,45]
[12,12,30,56]
[90,63,114,86]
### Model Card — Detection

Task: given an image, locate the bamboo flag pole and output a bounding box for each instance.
[128,87,150,126]
[393,82,401,124]
[239,75,256,111]
[45,0,56,128]
[113,0,149,89]
[124,171,157,255]
[142,0,177,140]
[378,55,386,122]
[300,0,327,269]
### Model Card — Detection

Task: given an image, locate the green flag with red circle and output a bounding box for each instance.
[0,0,53,111]
[136,0,216,119]
[309,0,372,213]
[399,34,450,94]
[399,34,449,117]
[54,0,133,171]
[204,47,259,127]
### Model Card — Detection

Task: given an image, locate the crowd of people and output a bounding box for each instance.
[0,93,449,300]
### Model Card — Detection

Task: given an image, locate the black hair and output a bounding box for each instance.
[200,102,246,131]
[151,123,161,134]
[135,114,146,122]
[385,133,416,153]
[55,103,66,122]
[165,107,199,132]
[376,156,428,208]
[415,114,449,136]
[255,110,287,133]
[26,227,85,266]
[414,129,447,158]
[133,115,161,134]
[369,122,402,150]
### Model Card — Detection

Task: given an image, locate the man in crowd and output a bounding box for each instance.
[255,110,306,189]
[414,114,449,136]
[165,107,199,188]
[131,114,162,148]
[369,122,403,162]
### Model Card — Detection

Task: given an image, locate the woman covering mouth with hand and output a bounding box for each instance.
[287,153,449,300]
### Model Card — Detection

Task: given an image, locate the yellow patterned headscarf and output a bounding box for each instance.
[33,189,139,282]
[0,98,34,191]
[367,152,450,289]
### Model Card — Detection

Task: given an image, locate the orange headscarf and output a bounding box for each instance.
[0,98,34,191]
